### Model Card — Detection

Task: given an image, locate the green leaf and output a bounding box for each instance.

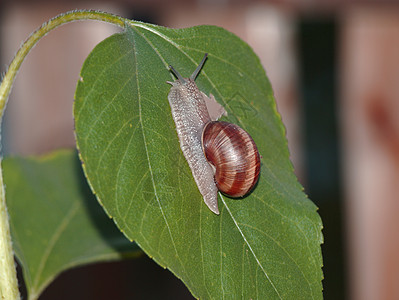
[3,150,140,299]
[74,23,323,299]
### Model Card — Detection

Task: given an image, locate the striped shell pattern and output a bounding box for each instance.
[202,121,261,198]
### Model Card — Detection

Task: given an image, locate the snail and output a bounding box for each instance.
[167,53,260,215]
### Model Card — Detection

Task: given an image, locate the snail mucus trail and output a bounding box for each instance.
[167,53,260,215]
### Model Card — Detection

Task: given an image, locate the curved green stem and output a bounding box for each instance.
[0,10,127,300]
[0,10,126,114]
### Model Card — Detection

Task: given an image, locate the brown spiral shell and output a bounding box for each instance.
[201,121,261,197]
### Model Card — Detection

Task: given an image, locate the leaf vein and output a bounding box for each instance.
[83,70,136,146]
[130,24,191,281]
[76,46,134,122]
[221,197,283,299]
[33,201,80,291]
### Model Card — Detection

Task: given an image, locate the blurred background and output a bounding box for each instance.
[1,0,399,299]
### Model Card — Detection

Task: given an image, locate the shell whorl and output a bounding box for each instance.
[202,121,261,197]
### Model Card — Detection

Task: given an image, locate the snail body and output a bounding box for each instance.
[167,54,260,214]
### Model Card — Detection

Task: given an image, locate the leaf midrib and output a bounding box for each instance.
[128,25,189,282]
[222,198,283,299]
[32,201,80,295]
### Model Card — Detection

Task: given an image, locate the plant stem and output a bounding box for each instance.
[0,10,127,300]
